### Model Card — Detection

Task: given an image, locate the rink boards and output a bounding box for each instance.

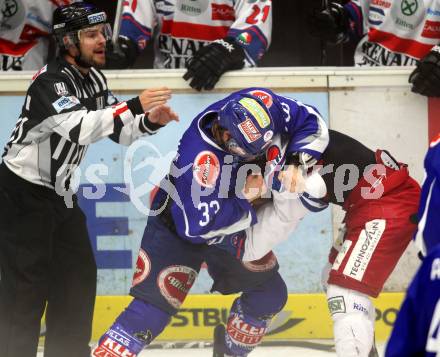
[91,292,403,342]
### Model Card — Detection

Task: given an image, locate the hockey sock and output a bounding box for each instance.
[223,273,287,356]
[92,298,171,356]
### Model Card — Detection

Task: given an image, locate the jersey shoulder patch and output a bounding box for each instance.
[193,150,221,188]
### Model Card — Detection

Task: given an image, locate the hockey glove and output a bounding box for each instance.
[183,37,245,91]
[105,36,138,69]
[308,2,349,44]
[409,46,440,97]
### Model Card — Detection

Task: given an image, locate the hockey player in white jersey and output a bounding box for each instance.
[105,0,272,91]
[0,0,76,71]
[309,0,440,97]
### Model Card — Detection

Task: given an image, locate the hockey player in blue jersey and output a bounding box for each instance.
[92,87,329,357]
[385,133,440,357]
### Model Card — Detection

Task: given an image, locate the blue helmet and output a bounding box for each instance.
[218,94,274,160]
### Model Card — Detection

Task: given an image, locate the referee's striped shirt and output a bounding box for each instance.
[2,57,160,191]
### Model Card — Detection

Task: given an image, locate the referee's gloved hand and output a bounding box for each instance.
[308,2,349,44]
[105,36,138,69]
[183,37,245,91]
[409,45,440,97]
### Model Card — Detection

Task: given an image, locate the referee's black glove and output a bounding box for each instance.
[409,46,440,97]
[183,37,245,91]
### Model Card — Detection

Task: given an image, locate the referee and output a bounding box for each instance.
[0,3,178,357]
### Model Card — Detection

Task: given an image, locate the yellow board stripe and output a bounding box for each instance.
[90,293,404,342]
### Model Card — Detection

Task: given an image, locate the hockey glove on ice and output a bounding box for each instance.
[409,46,440,97]
[308,2,349,45]
[183,37,245,91]
[105,36,138,69]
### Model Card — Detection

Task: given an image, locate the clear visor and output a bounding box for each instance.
[77,23,112,42]
[224,138,258,161]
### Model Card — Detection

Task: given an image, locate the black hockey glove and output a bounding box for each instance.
[409,46,440,97]
[105,36,138,69]
[308,2,349,45]
[183,37,245,91]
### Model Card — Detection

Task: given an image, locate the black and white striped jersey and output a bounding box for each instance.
[2,56,160,190]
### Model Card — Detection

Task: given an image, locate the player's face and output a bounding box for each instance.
[78,24,111,68]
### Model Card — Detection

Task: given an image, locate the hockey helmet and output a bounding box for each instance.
[218,94,274,160]
[53,2,111,48]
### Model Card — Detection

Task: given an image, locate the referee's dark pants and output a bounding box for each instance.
[0,165,97,357]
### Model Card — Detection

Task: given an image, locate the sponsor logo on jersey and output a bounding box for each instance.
[156,0,175,16]
[193,151,220,188]
[343,219,386,281]
[371,0,391,8]
[430,132,440,147]
[88,12,106,25]
[332,240,352,270]
[236,32,252,46]
[266,144,280,162]
[27,13,52,30]
[358,41,419,66]
[242,251,277,272]
[431,258,440,280]
[54,82,69,96]
[132,249,151,286]
[369,7,385,26]
[422,20,440,38]
[327,296,346,315]
[401,0,418,16]
[427,8,440,16]
[211,3,235,21]
[395,16,415,30]
[239,98,271,128]
[52,96,80,113]
[157,266,198,309]
[92,336,136,357]
[249,90,273,108]
[353,302,368,314]
[238,118,262,143]
[159,35,206,68]
[178,0,208,17]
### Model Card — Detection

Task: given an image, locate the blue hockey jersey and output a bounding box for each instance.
[385,245,440,357]
[156,87,328,244]
[414,133,440,257]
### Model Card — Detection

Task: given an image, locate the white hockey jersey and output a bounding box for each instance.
[345,0,440,66]
[0,0,73,71]
[120,0,272,68]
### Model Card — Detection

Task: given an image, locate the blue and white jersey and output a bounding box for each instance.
[385,245,440,357]
[158,87,328,244]
[414,133,440,257]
